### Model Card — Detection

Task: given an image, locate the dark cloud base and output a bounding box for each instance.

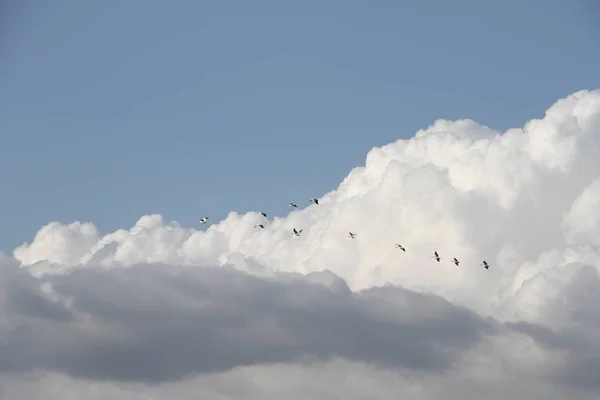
[0,259,599,392]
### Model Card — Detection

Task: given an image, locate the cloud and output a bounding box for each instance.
[0,261,495,382]
[2,89,600,398]
[1,258,600,398]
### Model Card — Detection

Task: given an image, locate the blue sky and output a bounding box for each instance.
[0,0,598,252]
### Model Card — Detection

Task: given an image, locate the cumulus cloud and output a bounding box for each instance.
[0,261,493,381]
[1,259,600,398]
[2,89,600,399]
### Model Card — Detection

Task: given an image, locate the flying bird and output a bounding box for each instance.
[288,203,298,208]
[481,260,490,270]
[452,257,460,266]
[310,198,319,205]
[348,232,356,239]
[199,217,209,224]
[293,228,303,236]
[431,251,440,262]
[394,244,406,252]
[260,212,267,217]
[255,224,264,229]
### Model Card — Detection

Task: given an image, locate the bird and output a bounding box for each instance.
[348,232,356,239]
[293,228,303,236]
[394,244,406,252]
[481,260,490,270]
[431,251,440,262]
[260,212,267,217]
[451,257,460,266]
[255,224,264,229]
[310,198,319,205]
[199,217,209,224]
[288,203,298,208]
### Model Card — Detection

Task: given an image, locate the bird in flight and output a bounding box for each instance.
[394,244,406,252]
[199,217,209,224]
[432,251,440,262]
[348,232,356,239]
[260,212,267,217]
[310,198,319,205]
[293,228,303,236]
[255,224,264,229]
[288,203,298,208]
[481,260,490,270]
[452,257,460,266]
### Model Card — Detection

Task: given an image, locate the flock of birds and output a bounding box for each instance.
[198,197,491,271]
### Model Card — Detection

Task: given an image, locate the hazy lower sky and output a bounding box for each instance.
[1,0,598,251]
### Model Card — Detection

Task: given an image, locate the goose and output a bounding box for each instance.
[199,217,209,224]
[452,257,459,266]
[348,232,356,239]
[394,244,406,252]
[431,251,440,262]
[255,224,264,229]
[288,203,298,208]
[310,198,319,205]
[260,212,267,217]
[293,228,303,236]
[481,260,490,270]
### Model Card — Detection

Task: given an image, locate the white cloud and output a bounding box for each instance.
[2,89,600,399]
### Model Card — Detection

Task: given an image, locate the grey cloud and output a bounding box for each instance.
[0,261,72,322]
[0,259,599,395]
[0,261,494,383]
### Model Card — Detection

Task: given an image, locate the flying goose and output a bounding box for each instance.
[348,232,356,239]
[255,224,264,229]
[452,257,460,266]
[481,260,490,270]
[310,198,319,205]
[431,251,440,262]
[260,212,267,217]
[288,203,298,208]
[394,244,406,252]
[199,217,209,224]
[293,228,303,236]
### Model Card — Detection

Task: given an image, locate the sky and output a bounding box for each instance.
[1,0,599,251]
[2,1,600,399]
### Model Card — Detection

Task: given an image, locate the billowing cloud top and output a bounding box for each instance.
[2,89,600,399]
